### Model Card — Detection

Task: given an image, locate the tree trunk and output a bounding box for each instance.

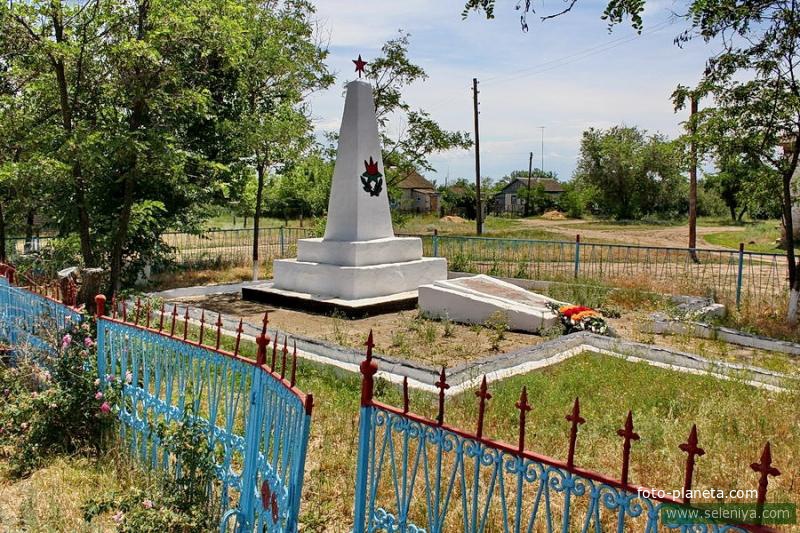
[252,162,266,281]
[108,1,149,295]
[24,210,34,253]
[51,7,95,267]
[782,136,799,326]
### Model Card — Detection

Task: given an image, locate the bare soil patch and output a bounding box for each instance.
[168,293,545,368]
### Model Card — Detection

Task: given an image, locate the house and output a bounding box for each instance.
[396,170,440,214]
[493,177,565,215]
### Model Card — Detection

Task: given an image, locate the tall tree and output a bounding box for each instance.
[232,0,332,280]
[364,32,473,186]
[573,126,687,220]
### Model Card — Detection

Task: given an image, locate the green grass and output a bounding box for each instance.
[293,352,799,530]
[4,344,797,531]
[704,220,785,253]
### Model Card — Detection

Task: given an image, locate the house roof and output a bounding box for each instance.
[397,170,436,190]
[500,177,565,194]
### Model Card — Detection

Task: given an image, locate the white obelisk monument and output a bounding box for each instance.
[244,69,447,314]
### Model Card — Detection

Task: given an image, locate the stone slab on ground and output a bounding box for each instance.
[419,274,561,333]
[242,282,420,319]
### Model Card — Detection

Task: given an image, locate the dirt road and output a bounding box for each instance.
[518,219,742,249]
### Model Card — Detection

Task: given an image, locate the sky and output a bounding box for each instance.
[307,0,716,185]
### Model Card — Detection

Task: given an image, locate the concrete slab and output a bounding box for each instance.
[241,283,419,318]
[297,236,422,266]
[273,257,447,300]
[419,274,560,333]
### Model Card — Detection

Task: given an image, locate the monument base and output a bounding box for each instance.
[242,283,420,318]
[272,257,447,300]
[297,237,423,266]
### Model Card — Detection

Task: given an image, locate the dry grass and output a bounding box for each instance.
[146,266,262,292]
[0,451,137,532]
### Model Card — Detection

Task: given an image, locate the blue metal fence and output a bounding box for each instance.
[95,308,313,533]
[0,276,82,350]
[0,271,314,532]
[421,234,786,308]
[352,339,780,533]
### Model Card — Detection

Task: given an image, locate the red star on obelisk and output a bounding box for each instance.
[353,55,367,78]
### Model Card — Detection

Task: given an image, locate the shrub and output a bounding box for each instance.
[0,315,118,477]
[83,409,218,532]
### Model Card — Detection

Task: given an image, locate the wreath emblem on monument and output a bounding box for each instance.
[360,156,383,197]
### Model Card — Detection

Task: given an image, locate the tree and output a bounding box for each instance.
[464,0,800,324]
[364,32,473,186]
[573,126,687,220]
[232,0,332,280]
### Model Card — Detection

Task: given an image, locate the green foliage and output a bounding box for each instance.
[572,126,687,220]
[83,409,217,532]
[365,32,472,179]
[485,311,509,351]
[440,179,477,219]
[0,316,117,477]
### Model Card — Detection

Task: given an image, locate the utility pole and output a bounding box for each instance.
[525,151,533,217]
[473,78,482,235]
[689,95,699,263]
[540,126,545,174]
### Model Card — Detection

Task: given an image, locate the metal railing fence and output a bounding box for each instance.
[420,234,786,308]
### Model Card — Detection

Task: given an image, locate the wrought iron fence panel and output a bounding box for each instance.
[352,342,780,533]
[94,315,313,532]
[0,276,82,350]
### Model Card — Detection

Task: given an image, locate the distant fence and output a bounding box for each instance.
[413,234,787,308]
[3,226,316,275]
[0,268,314,532]
[352,335,782,532]
[162,227,315,270]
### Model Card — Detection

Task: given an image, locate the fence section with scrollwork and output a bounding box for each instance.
[0,275,82,351]
[352,333,781,532]
[95,300,313,532]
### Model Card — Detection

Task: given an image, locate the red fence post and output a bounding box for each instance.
[617,411,640,486]
[95,294,106,317]
[475,376,491,439]
[515,387,532,453]
[566,398,585,470]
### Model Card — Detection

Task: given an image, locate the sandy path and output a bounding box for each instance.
[518,219,742,249]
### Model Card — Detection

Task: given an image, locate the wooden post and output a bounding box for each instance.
[473,78,482,235]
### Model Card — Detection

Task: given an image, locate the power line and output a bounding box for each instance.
[482,18,675,87]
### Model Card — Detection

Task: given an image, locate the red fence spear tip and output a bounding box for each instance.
[271,334,278,370]
[281,336,288,379]
[402,377,409,414]
[515,386,532,452]
[617,410,640,486]
[158,302,165,332]
[435,367,450,426]
[198,310,206,345]
[290,341,298,387]
[261,311,269,336]
[365,330,375,361]
[215,313,223,349]
[122,301,128,322]
[183,307,190,340]
[359,335,379,407]
[566,397,584,470]
[475,375,492,439]
[679,424,705,504]
[233,318,243,356]
[134,297,141,325]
